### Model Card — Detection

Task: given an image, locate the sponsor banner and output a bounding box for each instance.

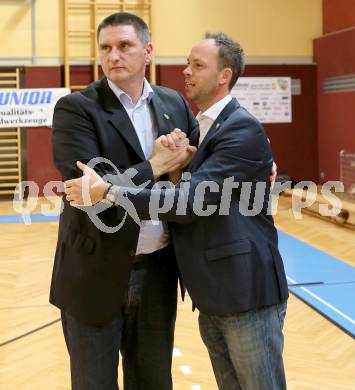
[0,88,70,128]
[231,77,292,123]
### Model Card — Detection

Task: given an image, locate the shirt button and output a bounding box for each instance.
[129,250,135,257]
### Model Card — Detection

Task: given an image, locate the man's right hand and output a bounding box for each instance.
[149,129,197,179]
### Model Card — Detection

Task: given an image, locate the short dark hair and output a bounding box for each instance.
[97,12,150,45]
[204,32,245,90]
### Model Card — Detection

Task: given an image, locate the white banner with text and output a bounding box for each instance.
[231,77,292,123]
[0,88,70,128]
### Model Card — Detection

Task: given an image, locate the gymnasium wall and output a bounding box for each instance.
[323,0,355,34]
[313,1,355,182]
[152,0,321,59]
[157,64,318,183]
[0,0,62,62]
[0,0,322,62]
[0,0,323,191]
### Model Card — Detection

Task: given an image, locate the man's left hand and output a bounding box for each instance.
[64,161,110,206]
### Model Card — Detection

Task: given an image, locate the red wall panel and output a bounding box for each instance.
[157,64,318,182]
[23,66,62,88]
[314,28,355,79]
[314,27,355,181]
[26,127,62,192]
[21,64,319,189]
[23,67,63,194]
[323,0,355,34]
[69,66,101,87]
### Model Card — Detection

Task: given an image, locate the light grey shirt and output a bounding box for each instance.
[107,78,169,255]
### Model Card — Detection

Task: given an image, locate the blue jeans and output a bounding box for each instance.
[198,302,287,390]
[61,245,178,390]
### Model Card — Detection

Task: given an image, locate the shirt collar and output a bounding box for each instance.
[197,95,232,122]
[107,78,154,106]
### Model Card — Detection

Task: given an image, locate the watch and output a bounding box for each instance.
[103,183,115,204]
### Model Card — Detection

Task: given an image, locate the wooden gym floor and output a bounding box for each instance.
[0,195,354,389]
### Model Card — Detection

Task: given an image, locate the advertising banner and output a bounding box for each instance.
[231,77,292,123]
[0,88,71,128]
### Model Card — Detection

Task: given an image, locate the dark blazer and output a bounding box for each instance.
[49,78,197,326]
[126,98,289,315]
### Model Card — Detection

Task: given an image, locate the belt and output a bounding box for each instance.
[132,253,150,264]
[132,245,169,265]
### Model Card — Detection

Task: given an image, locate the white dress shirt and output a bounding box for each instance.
[108,78,169,255]
[196,95,232,145]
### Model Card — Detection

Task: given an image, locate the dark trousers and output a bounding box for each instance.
[61,245,178,390]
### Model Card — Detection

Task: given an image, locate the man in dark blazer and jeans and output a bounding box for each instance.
[66,33,289,390]
[50,12,197,390]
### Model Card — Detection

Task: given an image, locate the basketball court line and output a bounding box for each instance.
[1,214,354,336]
[1,318,205,388]
[0,318,61,347]
[180,365,192,375]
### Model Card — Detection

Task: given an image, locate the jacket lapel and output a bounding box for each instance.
[200,98,240,148]
[189,125,200,147]
[98,78,145,161]
[187,98,240,172]
[149,88,172,136]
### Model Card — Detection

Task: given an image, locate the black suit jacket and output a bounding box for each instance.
[49,78,197,326]
[125,98,289,315]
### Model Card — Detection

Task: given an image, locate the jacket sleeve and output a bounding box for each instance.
[117,116,273,223]
[52,93,154,186]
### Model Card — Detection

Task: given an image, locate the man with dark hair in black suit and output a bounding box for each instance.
[50,12,197,390]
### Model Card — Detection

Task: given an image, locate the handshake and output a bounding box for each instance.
[64,128,197,206]
[149,128,197,180]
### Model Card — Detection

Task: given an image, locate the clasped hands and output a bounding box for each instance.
[64,128,196,206]
[150,128,197,180]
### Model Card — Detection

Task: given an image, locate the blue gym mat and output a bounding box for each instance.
[0,213,59,224]
[279,231,355,337]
